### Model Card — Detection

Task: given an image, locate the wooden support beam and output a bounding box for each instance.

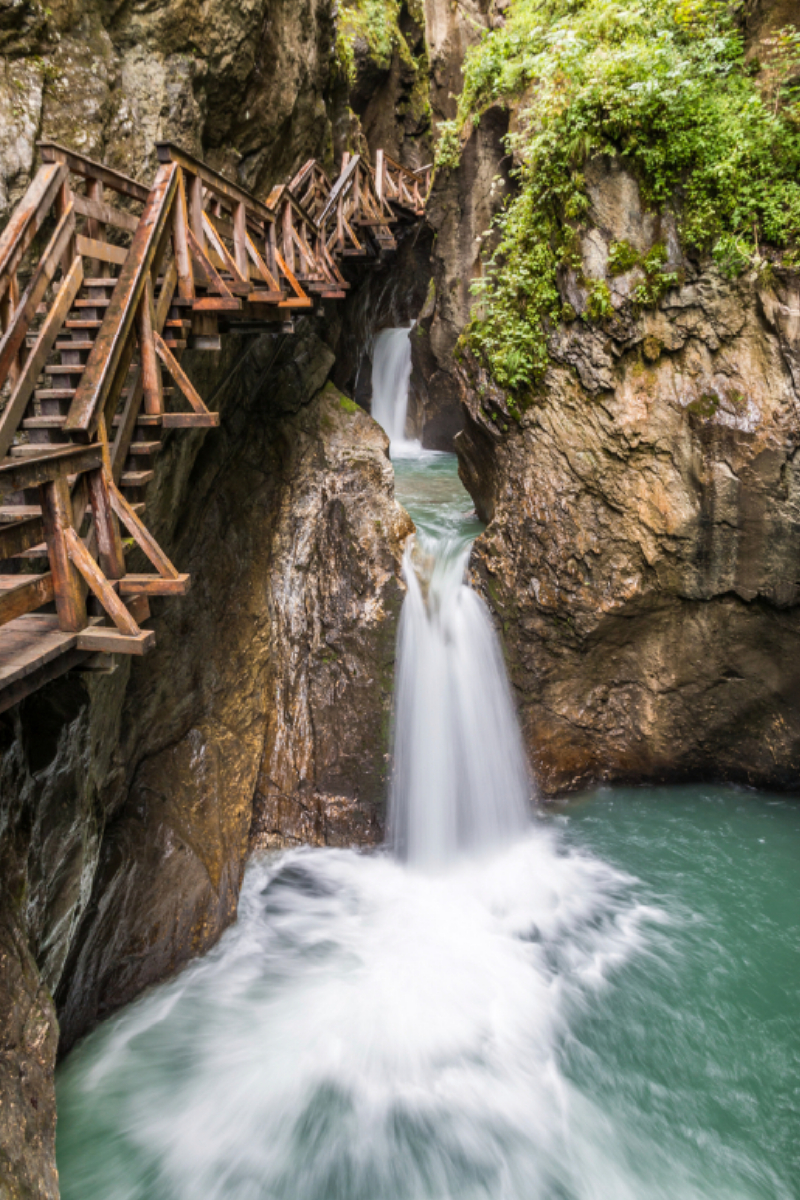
[0,256,83,462]
[153,332,218,422]
[202,212,249,288]
[108,479,180,579]
[245,231,281,293]
[63,526,140,635]
[0,163,68,303]
[40,476,86,632]
[274,250,313,309]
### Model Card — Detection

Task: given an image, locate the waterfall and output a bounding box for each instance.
[389,538,531,867]
[371,325,415,448]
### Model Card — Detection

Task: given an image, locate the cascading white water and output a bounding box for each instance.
[389,539,530,866]
[371,325,415,448]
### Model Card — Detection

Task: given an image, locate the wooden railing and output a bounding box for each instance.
[0,138,427,703]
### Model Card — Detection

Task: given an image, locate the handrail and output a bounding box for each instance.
[0,162,66,304]
[156,143,276,226]
[318,155,361,226]
[65,162,180,439]
[38,141,149,204]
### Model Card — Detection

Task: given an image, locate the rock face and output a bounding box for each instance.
[458,158,800,795]
[0,0,336,223]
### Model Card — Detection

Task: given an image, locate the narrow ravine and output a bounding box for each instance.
[54,332,800,1200]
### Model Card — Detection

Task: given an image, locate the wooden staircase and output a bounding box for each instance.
[0,138,430,709]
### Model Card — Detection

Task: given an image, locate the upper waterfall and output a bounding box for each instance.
[371,326,416,449]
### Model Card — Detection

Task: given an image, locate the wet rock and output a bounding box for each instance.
[457,161,800,796]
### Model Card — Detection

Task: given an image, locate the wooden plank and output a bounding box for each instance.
[38,142,149,203]
[191,297,241,313]
[233,202,248,277]
[0,256,84,462]
[72,191,139,234]
[0,573,54,625]
[117,572,190,596]
[0,516,45,559]
[153,332,213,416]
[65,162,179,439]
[75,234,128,266]
[77,626,154,654]
[40,476,86,632]
[0,444,102,498]
[64,526,140,634]
[108,479,180,579]
[161,412,219,428]
[0,204,76,388]
[0,163,67,302]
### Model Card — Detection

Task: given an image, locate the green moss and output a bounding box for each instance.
[339,394,361,415]
[607,240,641,275]
[686,391,720,417]
[336,0,421,81]
[454,0,800,395]
[585,279,614,323]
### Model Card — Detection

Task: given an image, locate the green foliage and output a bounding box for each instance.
[458,0,800,394]
[607,239,640,275]
[435,120,462,170]
[336,0,406,81]
[585,279,614,321]
[632,242,681,306]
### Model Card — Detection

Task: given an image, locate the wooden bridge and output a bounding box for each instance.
[0,143,429,710]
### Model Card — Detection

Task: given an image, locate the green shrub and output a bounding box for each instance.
[456,0,800,393]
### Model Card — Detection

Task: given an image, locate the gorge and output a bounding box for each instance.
[1,1,800,1197]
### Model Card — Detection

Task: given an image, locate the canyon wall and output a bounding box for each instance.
[0,2,429,1194]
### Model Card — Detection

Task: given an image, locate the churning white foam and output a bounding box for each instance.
[59,836,673,1200]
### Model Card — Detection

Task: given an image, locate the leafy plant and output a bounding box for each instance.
[585,279,614,322]
[455,0,800,393]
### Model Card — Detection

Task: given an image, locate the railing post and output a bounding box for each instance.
[375,149,384,203]
[136,276,163,416]
[233,201,248,278]
[172,170,195,301]
[189,173,205,253]
[40,475,87,632]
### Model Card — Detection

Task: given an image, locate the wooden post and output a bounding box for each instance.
[189,173,205,253]
[136,276,163,415]
[40,475,87,632]
[233,201,248,278]
[283,202,295,274]
[172,171,195,301]
[55,174,75,276]
[89,417,126,579]
[375,149,384,203]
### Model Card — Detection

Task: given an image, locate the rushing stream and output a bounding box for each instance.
[56,331,800,1200]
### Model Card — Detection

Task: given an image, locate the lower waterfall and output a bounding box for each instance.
[54,335,800,1200]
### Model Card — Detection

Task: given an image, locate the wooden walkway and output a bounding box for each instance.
[0,142,429,710]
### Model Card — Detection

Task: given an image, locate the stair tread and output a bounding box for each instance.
[45,364,86,374]
[72,299,111,309]
[55,341,94,351]
[65,320,102,329]
[35,389,75,400]
[82,277,120,287]
[127,441,162,454]
[120,470,155,486]
[22,416,67,429]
